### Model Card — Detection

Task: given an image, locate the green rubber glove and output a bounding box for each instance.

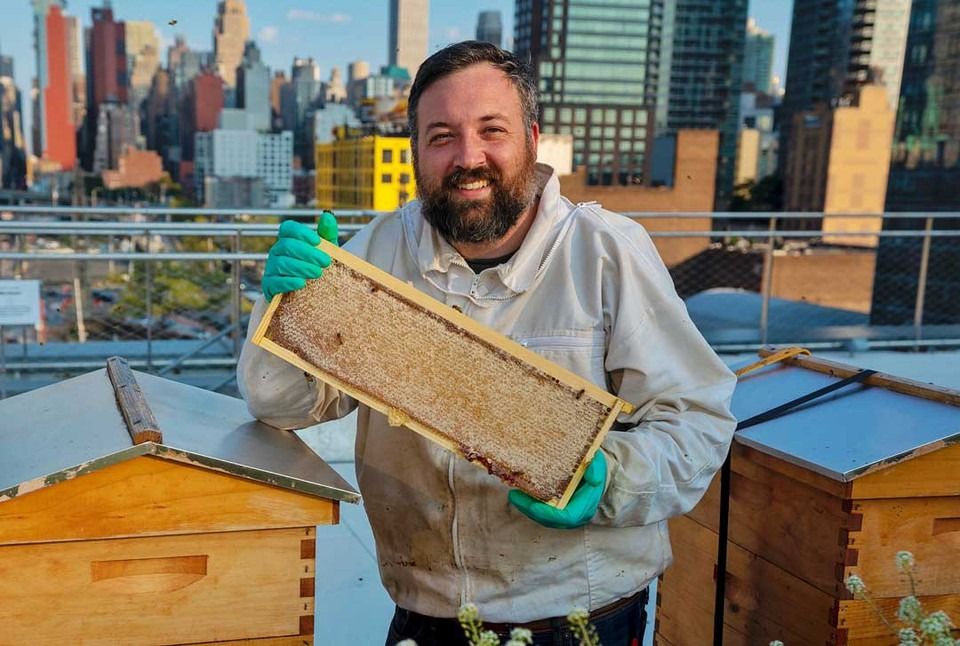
[508,450,607,529]
[262,212,339,301]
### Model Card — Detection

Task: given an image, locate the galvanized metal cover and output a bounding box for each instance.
[0,369,359,503]
[731,361,960,482]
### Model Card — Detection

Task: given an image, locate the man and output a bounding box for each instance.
[238,41,736,645]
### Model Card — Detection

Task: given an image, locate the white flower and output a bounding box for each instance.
[567,607,590,623]
[769,641,785,646]
[478,629,501,646]
[509,627,533,644]
[395,641,418,646]
[898,595,923,623]
[895,551,915,572]
[845,574,867,596]
[919,611,954,638]
[458,603,480,624]
[898,627,920,646]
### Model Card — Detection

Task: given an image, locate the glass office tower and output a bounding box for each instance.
[514,0,664,186]
[871,0,960,327]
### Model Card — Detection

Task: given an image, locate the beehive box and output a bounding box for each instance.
[655,352,960,646]
[0,365,359,645]
[252,240,634,507]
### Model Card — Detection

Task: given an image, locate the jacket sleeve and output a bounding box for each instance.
[237,296,357,430]
[593,226,737,528]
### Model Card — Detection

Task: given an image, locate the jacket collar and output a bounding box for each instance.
[402,163,571,297]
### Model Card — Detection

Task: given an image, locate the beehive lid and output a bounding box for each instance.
[731,352,960,482]
[0,368,360,504]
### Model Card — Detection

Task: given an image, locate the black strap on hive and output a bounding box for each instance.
[711,368,877,645]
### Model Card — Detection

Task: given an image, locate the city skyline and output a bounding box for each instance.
[4,0,791,157]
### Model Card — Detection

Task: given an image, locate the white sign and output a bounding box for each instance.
[0,280,41,326]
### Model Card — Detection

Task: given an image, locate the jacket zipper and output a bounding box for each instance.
[448,300,470,606]
[448,455,469,606]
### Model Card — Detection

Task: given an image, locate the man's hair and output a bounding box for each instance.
[407,41,539,150]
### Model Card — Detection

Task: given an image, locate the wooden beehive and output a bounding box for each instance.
[0,364,359,645]
[252,240,634,507]
[655,352,960,646]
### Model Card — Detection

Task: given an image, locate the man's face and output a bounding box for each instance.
[414,63,540,245]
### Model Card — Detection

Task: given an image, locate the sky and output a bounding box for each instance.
[3,0,793,156]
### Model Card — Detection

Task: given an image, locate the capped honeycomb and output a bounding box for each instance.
[255,243,632,505]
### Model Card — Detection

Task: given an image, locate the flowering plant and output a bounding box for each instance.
[846,551,959,646]
[395,603,601,646]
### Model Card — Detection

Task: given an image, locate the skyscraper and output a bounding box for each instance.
[126,21,160,110]
[0,68,27,189]
[779,0,914,221]
[82,4,127,170]
[781,0,854,139]
[742,18,774,94]
[91,102,137,173]
[657,0,748,208]
[871,0,960,327]
[476,10,503,47]
[514,0,664,186]
[144,68,178,167]
[179,71,224,163]
[88,5,127,106]
[236,41,270,131]
[289,57,322,167]
[388,0,428,80]
[32,0,76,170]
[214,0,249,88]
[65,16,86,131]
[846,0,912,109]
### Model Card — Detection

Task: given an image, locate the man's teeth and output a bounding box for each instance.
[458,180,490,190]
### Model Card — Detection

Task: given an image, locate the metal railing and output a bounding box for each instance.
[1,207,958,397]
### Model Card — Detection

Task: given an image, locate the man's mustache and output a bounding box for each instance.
[443,167,500,189]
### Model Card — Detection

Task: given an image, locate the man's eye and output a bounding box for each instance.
[430,133,452,144]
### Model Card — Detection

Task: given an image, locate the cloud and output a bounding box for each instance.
[258,26,280,44]
[443,27,463,40]
[286,9,352,23]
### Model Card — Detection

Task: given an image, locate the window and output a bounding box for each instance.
[400,149,410,163]
[382,173,392,184]
[399,173,410,184]
[382,149,393,163]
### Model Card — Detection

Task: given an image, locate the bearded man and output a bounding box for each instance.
[238,41,736,646]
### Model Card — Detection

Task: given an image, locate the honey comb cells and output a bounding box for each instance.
[257,245,632,504]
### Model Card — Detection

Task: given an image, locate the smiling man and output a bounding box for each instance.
[238,41,736,646]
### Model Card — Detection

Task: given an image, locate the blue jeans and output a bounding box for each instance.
[385,588,648,646]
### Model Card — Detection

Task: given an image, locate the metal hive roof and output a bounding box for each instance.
[0,368,359,504]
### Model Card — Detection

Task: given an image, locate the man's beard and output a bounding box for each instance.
[416,146,538,245]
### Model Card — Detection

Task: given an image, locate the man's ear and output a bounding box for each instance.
[530,121,540,151]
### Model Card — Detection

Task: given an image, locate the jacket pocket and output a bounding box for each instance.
[515,331,606,388]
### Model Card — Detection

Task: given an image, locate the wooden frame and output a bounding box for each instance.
[252,240,634,508]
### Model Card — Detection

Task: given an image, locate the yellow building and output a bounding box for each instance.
[315,135,416,212]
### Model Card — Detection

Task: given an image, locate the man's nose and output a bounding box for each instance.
[454,132,486,169]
